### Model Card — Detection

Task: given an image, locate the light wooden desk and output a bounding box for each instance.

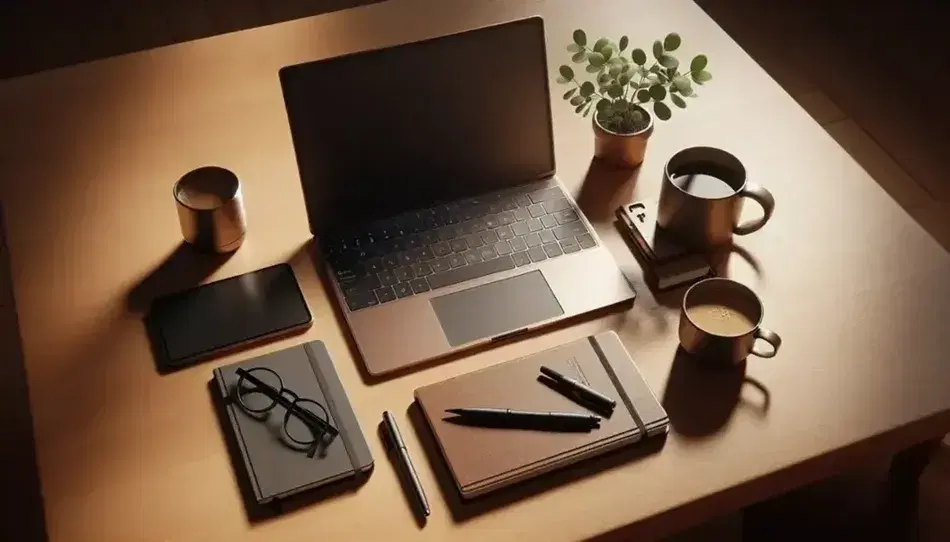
[2,0,949,540]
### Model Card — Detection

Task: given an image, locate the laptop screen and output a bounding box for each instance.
[280,17,555,237]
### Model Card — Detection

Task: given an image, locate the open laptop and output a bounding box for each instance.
[279,17,635,376]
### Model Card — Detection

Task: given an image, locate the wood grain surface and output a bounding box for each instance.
[1,1,949,541]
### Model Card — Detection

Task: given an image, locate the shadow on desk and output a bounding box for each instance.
[287,239,636,385]
[126,241,234,313]
[575,157,641,224]
[662,347,770,438]
[406,402,666,523]
[0,232,48,542]
[207,381,371,524]
[708,242,764,281]
[615,235,766,311]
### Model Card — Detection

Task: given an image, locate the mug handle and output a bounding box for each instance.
[751,327,782,358]
[734,182,775,235]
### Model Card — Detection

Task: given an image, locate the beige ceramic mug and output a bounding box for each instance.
[679,277,781,363]
[658,146,775,249]
[174,166,247,253]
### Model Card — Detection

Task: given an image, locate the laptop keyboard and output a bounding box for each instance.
[322,181,597,312]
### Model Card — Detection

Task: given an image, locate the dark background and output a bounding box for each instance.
[0,0,384,78]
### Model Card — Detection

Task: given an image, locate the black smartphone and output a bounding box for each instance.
[146,263,312,371]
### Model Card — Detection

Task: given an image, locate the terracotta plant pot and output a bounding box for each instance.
[592,107,654,168]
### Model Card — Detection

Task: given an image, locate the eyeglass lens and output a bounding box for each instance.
[236,367,283,412]
[234,366,336,458]
[285,398,329,446]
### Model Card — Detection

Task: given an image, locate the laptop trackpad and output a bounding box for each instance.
[431,270,564,347]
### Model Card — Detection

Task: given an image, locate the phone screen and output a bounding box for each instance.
[147,264,312,368]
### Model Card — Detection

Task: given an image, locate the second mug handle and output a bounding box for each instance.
[751,327,782,358]
[734,182,775,235]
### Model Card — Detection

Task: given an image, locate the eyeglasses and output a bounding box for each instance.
[232,367,339,458]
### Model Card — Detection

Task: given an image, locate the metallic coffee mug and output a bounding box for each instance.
[174,166,247,253]
[679,277,782,363]
[658,146,775,249]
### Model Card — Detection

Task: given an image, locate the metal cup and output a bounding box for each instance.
[679,277,782,364]
[174,166,246,253]
[658,146,775,249]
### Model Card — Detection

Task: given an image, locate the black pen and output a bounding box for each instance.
[445,407,600,430]
[382,411,430,519]
[539,365,617,414]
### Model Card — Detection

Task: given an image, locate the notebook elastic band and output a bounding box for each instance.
[305,342,360,472]
[588,335,646,434]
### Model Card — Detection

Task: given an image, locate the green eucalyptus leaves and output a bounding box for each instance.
[558,31,712,134]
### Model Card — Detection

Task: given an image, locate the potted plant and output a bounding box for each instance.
[557,31,713,168]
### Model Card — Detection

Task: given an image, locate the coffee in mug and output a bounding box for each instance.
[679,277,781,363]
[658,147,775,249]
[686,303,756,336]
[668,162,740,199]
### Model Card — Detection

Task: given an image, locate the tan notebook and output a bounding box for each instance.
[414,331,668,498]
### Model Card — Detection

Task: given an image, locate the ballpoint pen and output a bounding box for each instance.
[444,407,600,431]
[539,365,617,415]
[382,411,430,520]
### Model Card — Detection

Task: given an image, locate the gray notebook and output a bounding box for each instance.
[212,341,373,504]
